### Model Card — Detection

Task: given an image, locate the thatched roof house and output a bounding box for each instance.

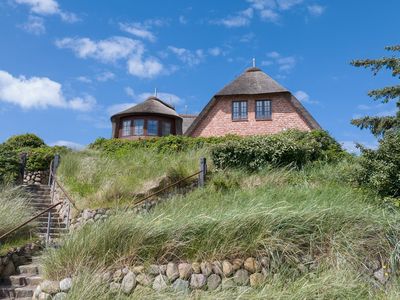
[185,67,320,137]
[111,96,183,139]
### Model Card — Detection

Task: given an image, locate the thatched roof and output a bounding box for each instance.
[185,67,321,136]
[216,67,288,96]
[111,96,181,120]
[180,114,198,134]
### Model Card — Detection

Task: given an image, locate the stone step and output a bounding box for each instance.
[17,264,38,276]
[36,227,67,234]
[14,286,35,298]
[9,274,42,287]
[0,285,15,299]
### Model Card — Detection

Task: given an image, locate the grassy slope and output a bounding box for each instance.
[58,148,207,209]
[0,186,36,255]
[43,159,400,298]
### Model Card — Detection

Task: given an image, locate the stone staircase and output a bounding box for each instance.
[0,257,42,299]
[0,185,67,299]
[24,185,67,240]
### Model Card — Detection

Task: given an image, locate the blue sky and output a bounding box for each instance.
[0,0,398,151]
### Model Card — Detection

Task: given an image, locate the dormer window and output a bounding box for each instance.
[232,101,248,120]
[255,100,272,120]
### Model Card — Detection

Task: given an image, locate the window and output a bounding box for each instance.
[255,100,272,119]
[147,120,159,136]
[133,119,144,135]
[122,120,131,136]
[161,121,171,136]
[232,101,248,120]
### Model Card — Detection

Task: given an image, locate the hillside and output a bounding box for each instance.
[35,133,400,299]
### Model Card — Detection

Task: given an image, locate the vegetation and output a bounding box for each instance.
[43,160,400,298]
[0,185,35,255]
[350,45,400,136]
[351,46,400,199]
[211,130,344,171]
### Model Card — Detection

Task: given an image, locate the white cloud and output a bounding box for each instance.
[260,9,279,22]
[0,70,96,111]
[96,71,115,82]
[213,8,254,28]
[127,56,164,79]
[119,22,156,42]
[19,15,45,35]
[294,90,319,105]
[267,51,281,58]
[138,92,182,106]
[125,87,135,98]
[168,46,205,66]
[107,103,136,116]
[265,51,297,73]
[208,47,222,56]
[14,0,78,23]
[76,76,92,83]
[179,15,187,24]
[277,0,303,10]
[50,140,85,150]
[307,5,325,16]
[55,36,143,63]
[340,140,378,154]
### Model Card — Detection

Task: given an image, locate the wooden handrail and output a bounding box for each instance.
[132,170,201,208]
[0,201,63,241]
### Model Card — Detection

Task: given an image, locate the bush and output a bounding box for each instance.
[0,144,19,184]
[26,147,56,171]
[355,132,400,198]
[89,135,241,156]
[5,133,45,149]
[211,130,344,171]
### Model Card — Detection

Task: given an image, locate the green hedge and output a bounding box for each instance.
[355,131,400,198]
[211,130,345,171]
[89,135,242,156]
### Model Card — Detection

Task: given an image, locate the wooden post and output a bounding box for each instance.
[18,153,27,185]
[198,157,207,187]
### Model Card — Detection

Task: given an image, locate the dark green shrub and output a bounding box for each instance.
[0,144,19,184]
[5,133,45,149]
[355,132,400,198]
[211,130,344,171]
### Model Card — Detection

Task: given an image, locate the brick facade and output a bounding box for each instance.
[190,93,312,137]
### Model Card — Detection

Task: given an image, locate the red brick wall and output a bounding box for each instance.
[190,93,312,137]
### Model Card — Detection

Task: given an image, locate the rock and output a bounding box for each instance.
[200,262,213,276]
[192,262,201,274]
[233,269,249,286]
[121,271,136,294]
[153,274,168,291]
[373,268,388,284]
[212,261,223,276]
[136,273,153,286]
[232,258,243,271]
[178,263,192,279]
[148,264,162,276]
[134,285,153,295]
[172,278,189,293]
[207,274,222,291]
[82,209,94,221]
[133,265,145,274]
[221,278,236,290]
[101,271,112,283]
[41,280,60,294]
[59,277,72,292]
[109,282,121,293]
[260,257,270,268]
[53,292,68,300]
[190,274,207,290]
[166,262,179,281]
[222,260,234,277]
[250,273,264,287]
[2,261,15,277]
[38,292,52,300]
[261,267,268,277]
[33,285,41,299]
[122,266,130,275]
[113,269,124,282]
[244,257,261,273]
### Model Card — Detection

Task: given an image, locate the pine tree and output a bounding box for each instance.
[351,45,400,136]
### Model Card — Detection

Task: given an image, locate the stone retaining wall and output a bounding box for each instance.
[23,170,49,185]
[0,243,41,280]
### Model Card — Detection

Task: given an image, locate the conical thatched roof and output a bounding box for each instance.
[111,96,181,120]
[216,67,288,96]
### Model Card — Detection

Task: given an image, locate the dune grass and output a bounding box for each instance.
[0,185,35,254]
[42,160,400,287]
[57,148,208,209]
